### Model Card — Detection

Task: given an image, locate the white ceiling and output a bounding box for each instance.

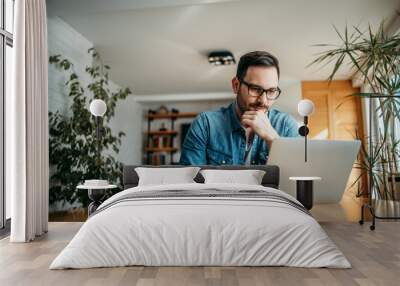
[47,0,399,95]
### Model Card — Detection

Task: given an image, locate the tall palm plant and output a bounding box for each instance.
[309,21,400,202]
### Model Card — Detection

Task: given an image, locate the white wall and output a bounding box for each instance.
[108,97,143,164]
[48,17,143,166]
[48,17,93,114]
[274,80,303,122]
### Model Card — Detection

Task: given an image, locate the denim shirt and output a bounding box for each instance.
[179,102,299,165]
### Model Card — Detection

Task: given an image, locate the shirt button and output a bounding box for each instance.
[221,160,226,164]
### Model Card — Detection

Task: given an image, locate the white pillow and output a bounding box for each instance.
[135,167,201,186]
[200,169,266,185]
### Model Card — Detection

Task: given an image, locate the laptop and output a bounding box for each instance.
[268,138,361,203]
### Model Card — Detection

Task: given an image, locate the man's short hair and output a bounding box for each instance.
[236,51,280,80]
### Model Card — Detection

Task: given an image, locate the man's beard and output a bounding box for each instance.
[236,94,269,115]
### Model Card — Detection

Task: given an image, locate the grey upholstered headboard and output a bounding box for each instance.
[123,165,280,189]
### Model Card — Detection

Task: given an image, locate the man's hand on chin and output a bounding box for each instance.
[241,110,280,148]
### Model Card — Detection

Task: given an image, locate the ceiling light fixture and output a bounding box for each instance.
[208,51,235,66]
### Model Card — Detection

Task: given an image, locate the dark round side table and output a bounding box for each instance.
[77,184,117,216]
[289,177,321,210]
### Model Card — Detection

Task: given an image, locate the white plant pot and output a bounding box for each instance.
[373,198,400,218]
[388,174,400,201]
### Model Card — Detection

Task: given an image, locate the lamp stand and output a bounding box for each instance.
[95,116,103,166]
[298,116,309,162]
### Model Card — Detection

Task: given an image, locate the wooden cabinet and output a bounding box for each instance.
[302,80,364,140]
[302,80,367,210]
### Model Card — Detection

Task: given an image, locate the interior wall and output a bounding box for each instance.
[108,97,143,164]
[48,17,92,114]
[274,81,303,122]
[48,17,143,166]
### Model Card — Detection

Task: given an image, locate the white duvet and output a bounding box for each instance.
[50,183,351,269]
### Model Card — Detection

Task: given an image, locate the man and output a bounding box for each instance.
[180,51,298,165]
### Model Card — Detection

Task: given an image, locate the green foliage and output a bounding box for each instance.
[309,21,400,201]
[49,48,131,207]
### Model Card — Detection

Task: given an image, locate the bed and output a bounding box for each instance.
[50,165,350,269]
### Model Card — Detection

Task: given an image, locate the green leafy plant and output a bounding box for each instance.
[49,48,131,207]
[309,21,400,202]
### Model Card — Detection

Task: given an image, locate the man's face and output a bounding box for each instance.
[232,66,279,115]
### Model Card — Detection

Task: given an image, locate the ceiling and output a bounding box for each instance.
[47,0,399,95]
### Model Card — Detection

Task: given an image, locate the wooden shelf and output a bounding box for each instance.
[145,111,197,164]
[147,130,178,136]
[146,112,198,119]
[145,147,178,153]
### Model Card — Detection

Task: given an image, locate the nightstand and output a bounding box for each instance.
[76,184,117,216]
[289,177,321,210]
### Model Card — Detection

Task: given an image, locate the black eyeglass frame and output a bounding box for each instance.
[239,79,281,100]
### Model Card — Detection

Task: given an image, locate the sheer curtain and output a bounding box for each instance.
[8,0,49,242]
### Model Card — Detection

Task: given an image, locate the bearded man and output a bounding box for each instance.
[180,51,298,165]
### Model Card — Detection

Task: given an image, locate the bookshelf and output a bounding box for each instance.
[145,111,197,165]
[146,112,198,120]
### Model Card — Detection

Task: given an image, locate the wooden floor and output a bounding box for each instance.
[1,202,399,286]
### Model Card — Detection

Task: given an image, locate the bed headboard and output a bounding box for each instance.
[122,165,280,189]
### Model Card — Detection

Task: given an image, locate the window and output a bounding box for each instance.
[1,0,14,231]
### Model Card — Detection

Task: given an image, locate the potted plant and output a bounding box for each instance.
[309,21,400,219]
[49,48,131,209]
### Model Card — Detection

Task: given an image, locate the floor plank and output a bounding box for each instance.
[1,205,399,286]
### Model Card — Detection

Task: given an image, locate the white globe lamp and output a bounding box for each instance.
[90,99,107,117]
[297,99,315,162]
[298,99,315,117]
[89,99,107,163]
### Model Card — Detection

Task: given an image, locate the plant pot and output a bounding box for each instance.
[373,198,400,218]
[388,173,400,201]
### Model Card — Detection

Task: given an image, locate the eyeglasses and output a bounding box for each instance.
[240,80,281,100]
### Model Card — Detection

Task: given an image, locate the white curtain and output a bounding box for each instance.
[8,0,49,242]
